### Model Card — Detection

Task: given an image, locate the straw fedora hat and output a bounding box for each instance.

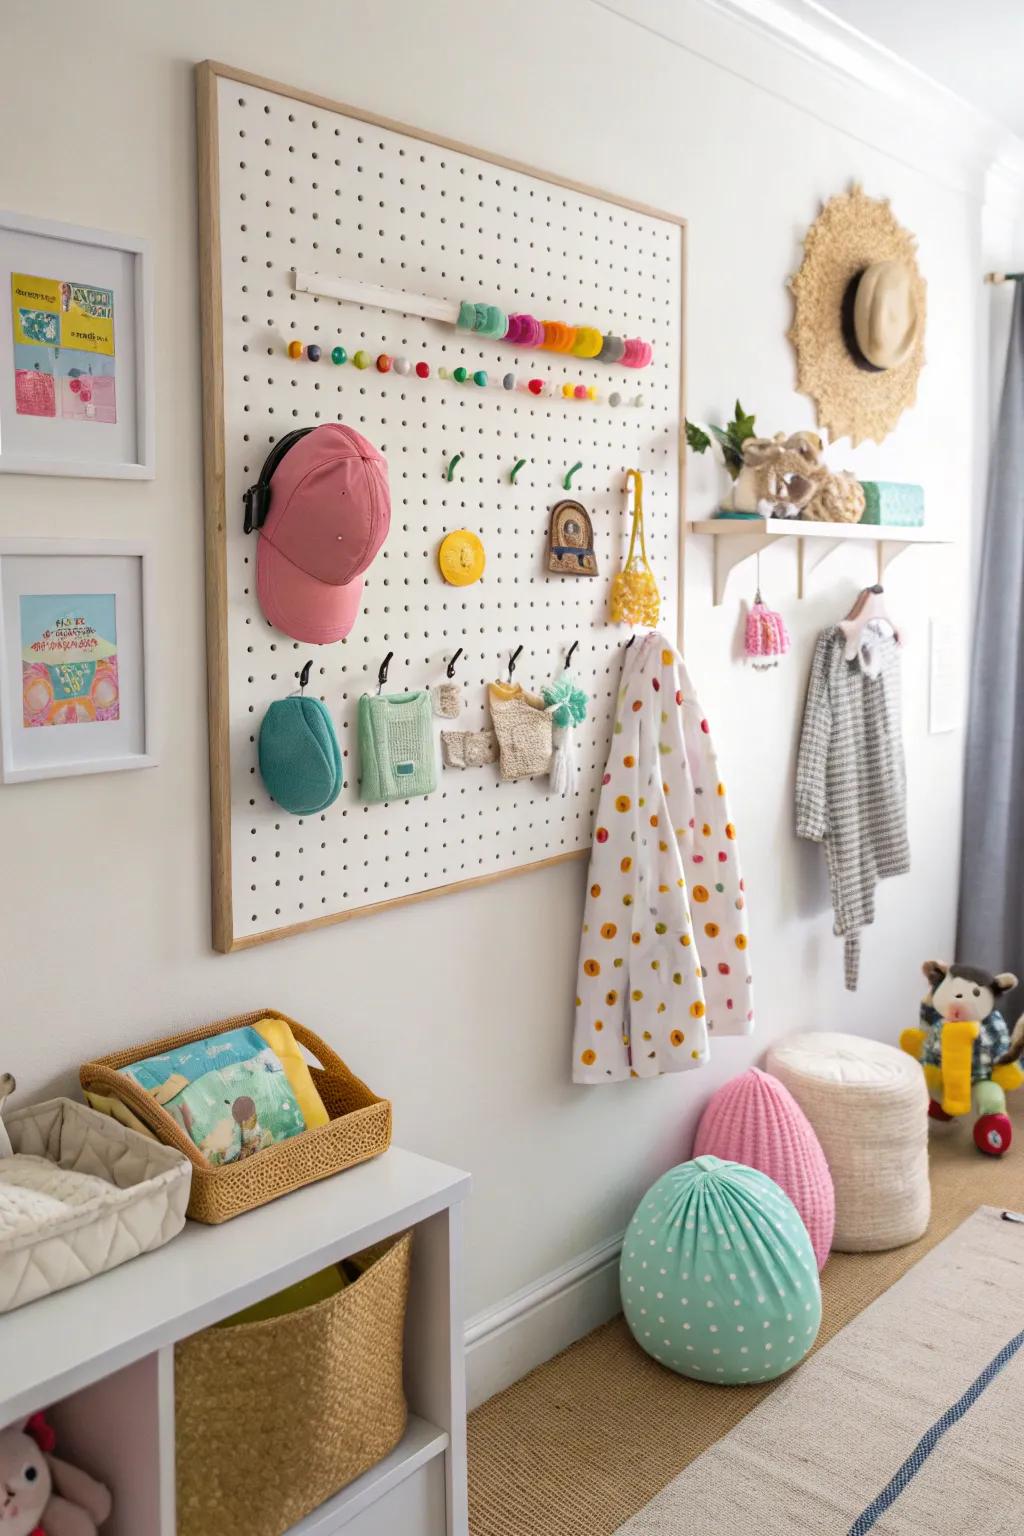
[848,260,922,370]
[789,186,926,446]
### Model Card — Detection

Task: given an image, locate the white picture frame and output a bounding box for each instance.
[0,539,157,783]
[0,211,154,479]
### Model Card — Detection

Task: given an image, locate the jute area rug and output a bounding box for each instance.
[618,1205,1023,1533]
[467,1108,1024,1536]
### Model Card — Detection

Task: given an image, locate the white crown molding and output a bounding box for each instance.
[591,0,1024,204]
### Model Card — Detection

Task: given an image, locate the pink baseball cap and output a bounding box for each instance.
[256,424,390,644]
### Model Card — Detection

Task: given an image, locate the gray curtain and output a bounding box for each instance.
[958,284,1024,982]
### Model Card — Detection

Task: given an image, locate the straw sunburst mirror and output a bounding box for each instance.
[788,185,926,446]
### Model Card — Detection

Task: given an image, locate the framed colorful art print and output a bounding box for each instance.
[0,212,154,478]
[0,539,157,782]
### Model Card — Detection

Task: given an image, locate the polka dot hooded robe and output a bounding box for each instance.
[573,632,753,1082]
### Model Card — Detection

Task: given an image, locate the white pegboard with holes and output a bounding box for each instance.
[202,64,684,949]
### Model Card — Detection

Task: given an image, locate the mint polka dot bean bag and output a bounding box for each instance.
[620,1154,822,1383]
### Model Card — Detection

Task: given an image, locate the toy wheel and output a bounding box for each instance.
[973,1112,1012,1157]
[927,1099,954,1122]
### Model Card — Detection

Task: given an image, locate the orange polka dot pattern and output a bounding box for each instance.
[573,633,753,1083]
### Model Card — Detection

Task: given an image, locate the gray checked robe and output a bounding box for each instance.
[796,625,910,989]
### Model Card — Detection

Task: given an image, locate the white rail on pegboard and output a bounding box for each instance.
[198,62,685,951]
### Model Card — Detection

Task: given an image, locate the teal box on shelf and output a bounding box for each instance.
[858,482,924,527]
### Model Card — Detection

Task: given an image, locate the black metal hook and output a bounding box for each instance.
[508,645,524,679]
[446,648,463,679]
[298,659,313,692]
[377,651,394,695]
[566,640,579,666]
[625,634,636,649]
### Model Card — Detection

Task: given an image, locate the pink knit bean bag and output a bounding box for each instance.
[693,1066,835,1268]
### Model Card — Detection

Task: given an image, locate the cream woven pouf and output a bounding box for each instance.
[766,1032,929,1252]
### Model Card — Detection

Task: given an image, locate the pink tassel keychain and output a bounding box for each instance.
[744,556,790,671]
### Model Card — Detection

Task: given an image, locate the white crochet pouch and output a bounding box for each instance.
[488,683,553,781]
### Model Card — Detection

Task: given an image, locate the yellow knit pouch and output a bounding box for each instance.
[610,469,660,626]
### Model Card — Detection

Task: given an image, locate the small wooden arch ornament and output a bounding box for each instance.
[547,498,597,576]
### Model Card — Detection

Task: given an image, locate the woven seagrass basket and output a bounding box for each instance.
[175,1231,412,1536]
[79,1008,392,1223]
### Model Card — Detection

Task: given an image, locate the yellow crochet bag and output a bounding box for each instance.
[609,469,660,626]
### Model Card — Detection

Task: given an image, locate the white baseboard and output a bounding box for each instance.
[464,1233,624,1410]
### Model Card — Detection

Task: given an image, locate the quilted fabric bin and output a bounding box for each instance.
[0,1098,191,1314]
[80,1009,392,1224]
[175,1231,412,1536]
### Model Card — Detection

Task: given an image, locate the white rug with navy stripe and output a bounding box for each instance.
[617,1205,1024,1534]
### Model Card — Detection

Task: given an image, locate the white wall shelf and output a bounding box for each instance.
[688,519,952,605]
[0,1146,471,1536]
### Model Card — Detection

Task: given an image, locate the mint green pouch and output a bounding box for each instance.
[859,481,924,527]
[358,690,436,802]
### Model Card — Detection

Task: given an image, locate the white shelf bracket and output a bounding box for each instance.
[712,532,765,606]
[796,536,842,599]
[877,539,912,584]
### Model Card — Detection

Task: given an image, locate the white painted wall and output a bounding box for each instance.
[1,0,1021,1385]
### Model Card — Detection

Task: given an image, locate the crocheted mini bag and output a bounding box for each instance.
[610,469,660,627]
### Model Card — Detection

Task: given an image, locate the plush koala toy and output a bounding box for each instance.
[900,961,1022,1156]
[0,1412,111,1536]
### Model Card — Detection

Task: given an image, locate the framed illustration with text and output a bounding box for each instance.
[0,212,154,478]
[0,540,157,783]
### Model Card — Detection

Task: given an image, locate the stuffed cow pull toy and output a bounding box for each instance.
[901,961,1023,1156]
[0,1412,111,1536]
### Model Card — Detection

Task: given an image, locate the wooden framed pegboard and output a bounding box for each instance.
[196,60,686,952]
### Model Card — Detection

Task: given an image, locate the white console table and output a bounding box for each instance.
[0,1147,471,1536]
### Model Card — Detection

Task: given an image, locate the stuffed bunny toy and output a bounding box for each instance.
[0,1413,111,1535]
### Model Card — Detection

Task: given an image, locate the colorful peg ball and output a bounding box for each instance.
[574,385,588,400]
[353,350,372,369]
[376,354,392,373]
[588,386,599,401]
[287,340,303,359]
[562,383,574,399]
[609,391,622,408]
[527,379,544,395]
[415,361,430,379]
[502,373,516,390]
[306,344,322,362]
[453,366,468,383]
[331,345,348,365]
[473,370,488,387]
[393,356,411,376]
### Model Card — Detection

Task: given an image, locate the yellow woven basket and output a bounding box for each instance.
[175,1231,412,1536]
[79,1009,392,1224]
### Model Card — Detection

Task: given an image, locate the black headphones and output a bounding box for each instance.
[242,428,314,534]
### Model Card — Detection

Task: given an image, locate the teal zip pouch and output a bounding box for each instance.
[259,694,342,815]
[358,690,436,803]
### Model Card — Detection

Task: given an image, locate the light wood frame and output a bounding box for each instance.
[196,59,687,953]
